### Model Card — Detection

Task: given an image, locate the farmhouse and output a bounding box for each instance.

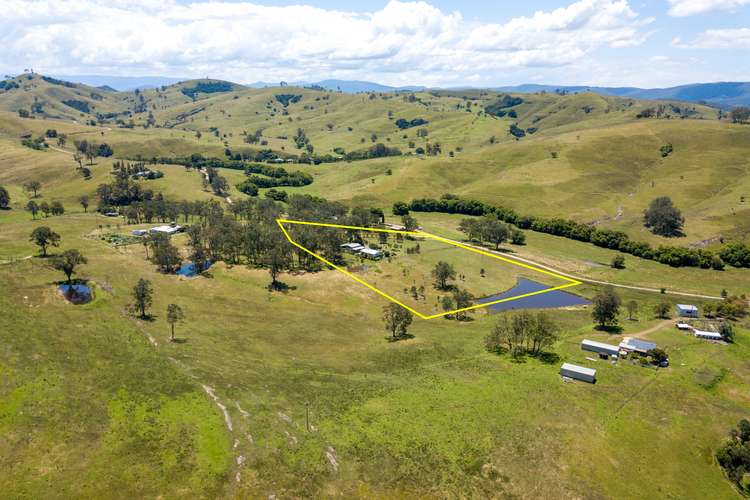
[560,363,596,383]
[694,329,723,341]
[581,339,620,358]
[676,304,699,318]
[150,224,183,235]
[619,337,657,354]
[359,247,383,260]
[341,242,365,253]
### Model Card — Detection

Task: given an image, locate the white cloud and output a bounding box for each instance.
[673,28,750,48]
[667,0,750,17]
[0,0,649,86]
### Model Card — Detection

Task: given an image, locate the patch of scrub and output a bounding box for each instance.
[58,283,92,304]
[476,278,590,312]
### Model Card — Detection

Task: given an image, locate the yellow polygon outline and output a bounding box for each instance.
[276,219,582,320]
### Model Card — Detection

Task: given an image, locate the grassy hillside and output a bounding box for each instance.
[1,76,749,498]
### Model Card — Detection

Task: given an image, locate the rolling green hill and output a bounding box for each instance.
[1,73,749,498]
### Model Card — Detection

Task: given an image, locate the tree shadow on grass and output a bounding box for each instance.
[595,324,623,334]
[267,281,297,293]
[385,333,415,343]
[137,314,157,322]
[170,338,188,344]
[537,351,561,365]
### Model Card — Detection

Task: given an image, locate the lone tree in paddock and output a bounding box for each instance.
[23,180,41,198]
[432,261,456,290]
[592,286,621,329]
[29,226,60,257]
[79,195,89,213]
[626,300,638,320]
[382,303,413,340]
[52,249,87,284]
[643,197,684,237]
[166,303,185,341]
[131,278,153,319]
[653,300,671,319]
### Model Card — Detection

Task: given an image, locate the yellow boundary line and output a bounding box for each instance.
[276,219,582,320]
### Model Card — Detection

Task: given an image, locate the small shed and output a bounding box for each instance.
[619,337,657,354]
[694,330,723,341]
[676,304,698,318]
[131,229,148,237]
[560,363,596,383]
[676,322,692,330]
[581,339,620,357]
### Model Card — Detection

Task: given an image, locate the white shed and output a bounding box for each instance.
[676,304,698,318]
[581,339,620,357]
[359,248,383,260]
[560,363,597,383]
[694,330,723,341]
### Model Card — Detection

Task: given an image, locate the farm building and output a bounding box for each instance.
[341,242,364,253]
[581,339,620,357]
[694,330,723,341]
[676,304,699,318]
[676,322,692,330]
[359,248,383,260]
[131,229,148,237]
[619,337,657,354]
[150,224,183,235]
[560,363,597,383]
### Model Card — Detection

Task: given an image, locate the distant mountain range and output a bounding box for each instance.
[52,74,750,107]
[490,82,750,109]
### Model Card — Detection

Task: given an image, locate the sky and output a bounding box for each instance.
[1,0,749,88]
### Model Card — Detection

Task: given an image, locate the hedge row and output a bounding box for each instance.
[404,197,750,269]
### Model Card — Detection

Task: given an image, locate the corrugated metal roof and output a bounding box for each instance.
[581,339,620,352]
[676,304,698,311]
[694,330,722,339]
[620,338,657,351]
[561,363,596,377]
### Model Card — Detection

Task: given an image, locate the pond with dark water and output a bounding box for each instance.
[476,278,590,312]
[58,283,93,304]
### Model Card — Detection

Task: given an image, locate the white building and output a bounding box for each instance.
[581,339,620,358]
[676,304,699,318]
[560,363,597,383]
[341,242,365,253]
[150,224,183,235]
[676,322,692,330]
[694,330,723,341]
[359,247,383,260]
[619,337,657,354]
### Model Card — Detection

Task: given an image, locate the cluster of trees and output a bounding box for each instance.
[112,160,163,180]
[275,94,302,107]
[730,107,750,124]
[704,294,748,321]
[74,139,113,164]
[643,197,684,237]
[21,136,48,150]
[180,81,233,99]
[25,200,64,219]
[395,118,428,129]
[716,419,750,494]
[485,95,524,117]
[399,195,744,269]
[458,215,524,248]
[485,311,559,358]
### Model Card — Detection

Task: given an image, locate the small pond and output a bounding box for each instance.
[476,278,590,312]
[176,260,212,277]
[58,283,93,305]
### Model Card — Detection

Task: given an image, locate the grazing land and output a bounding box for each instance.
[1,73,749,498]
